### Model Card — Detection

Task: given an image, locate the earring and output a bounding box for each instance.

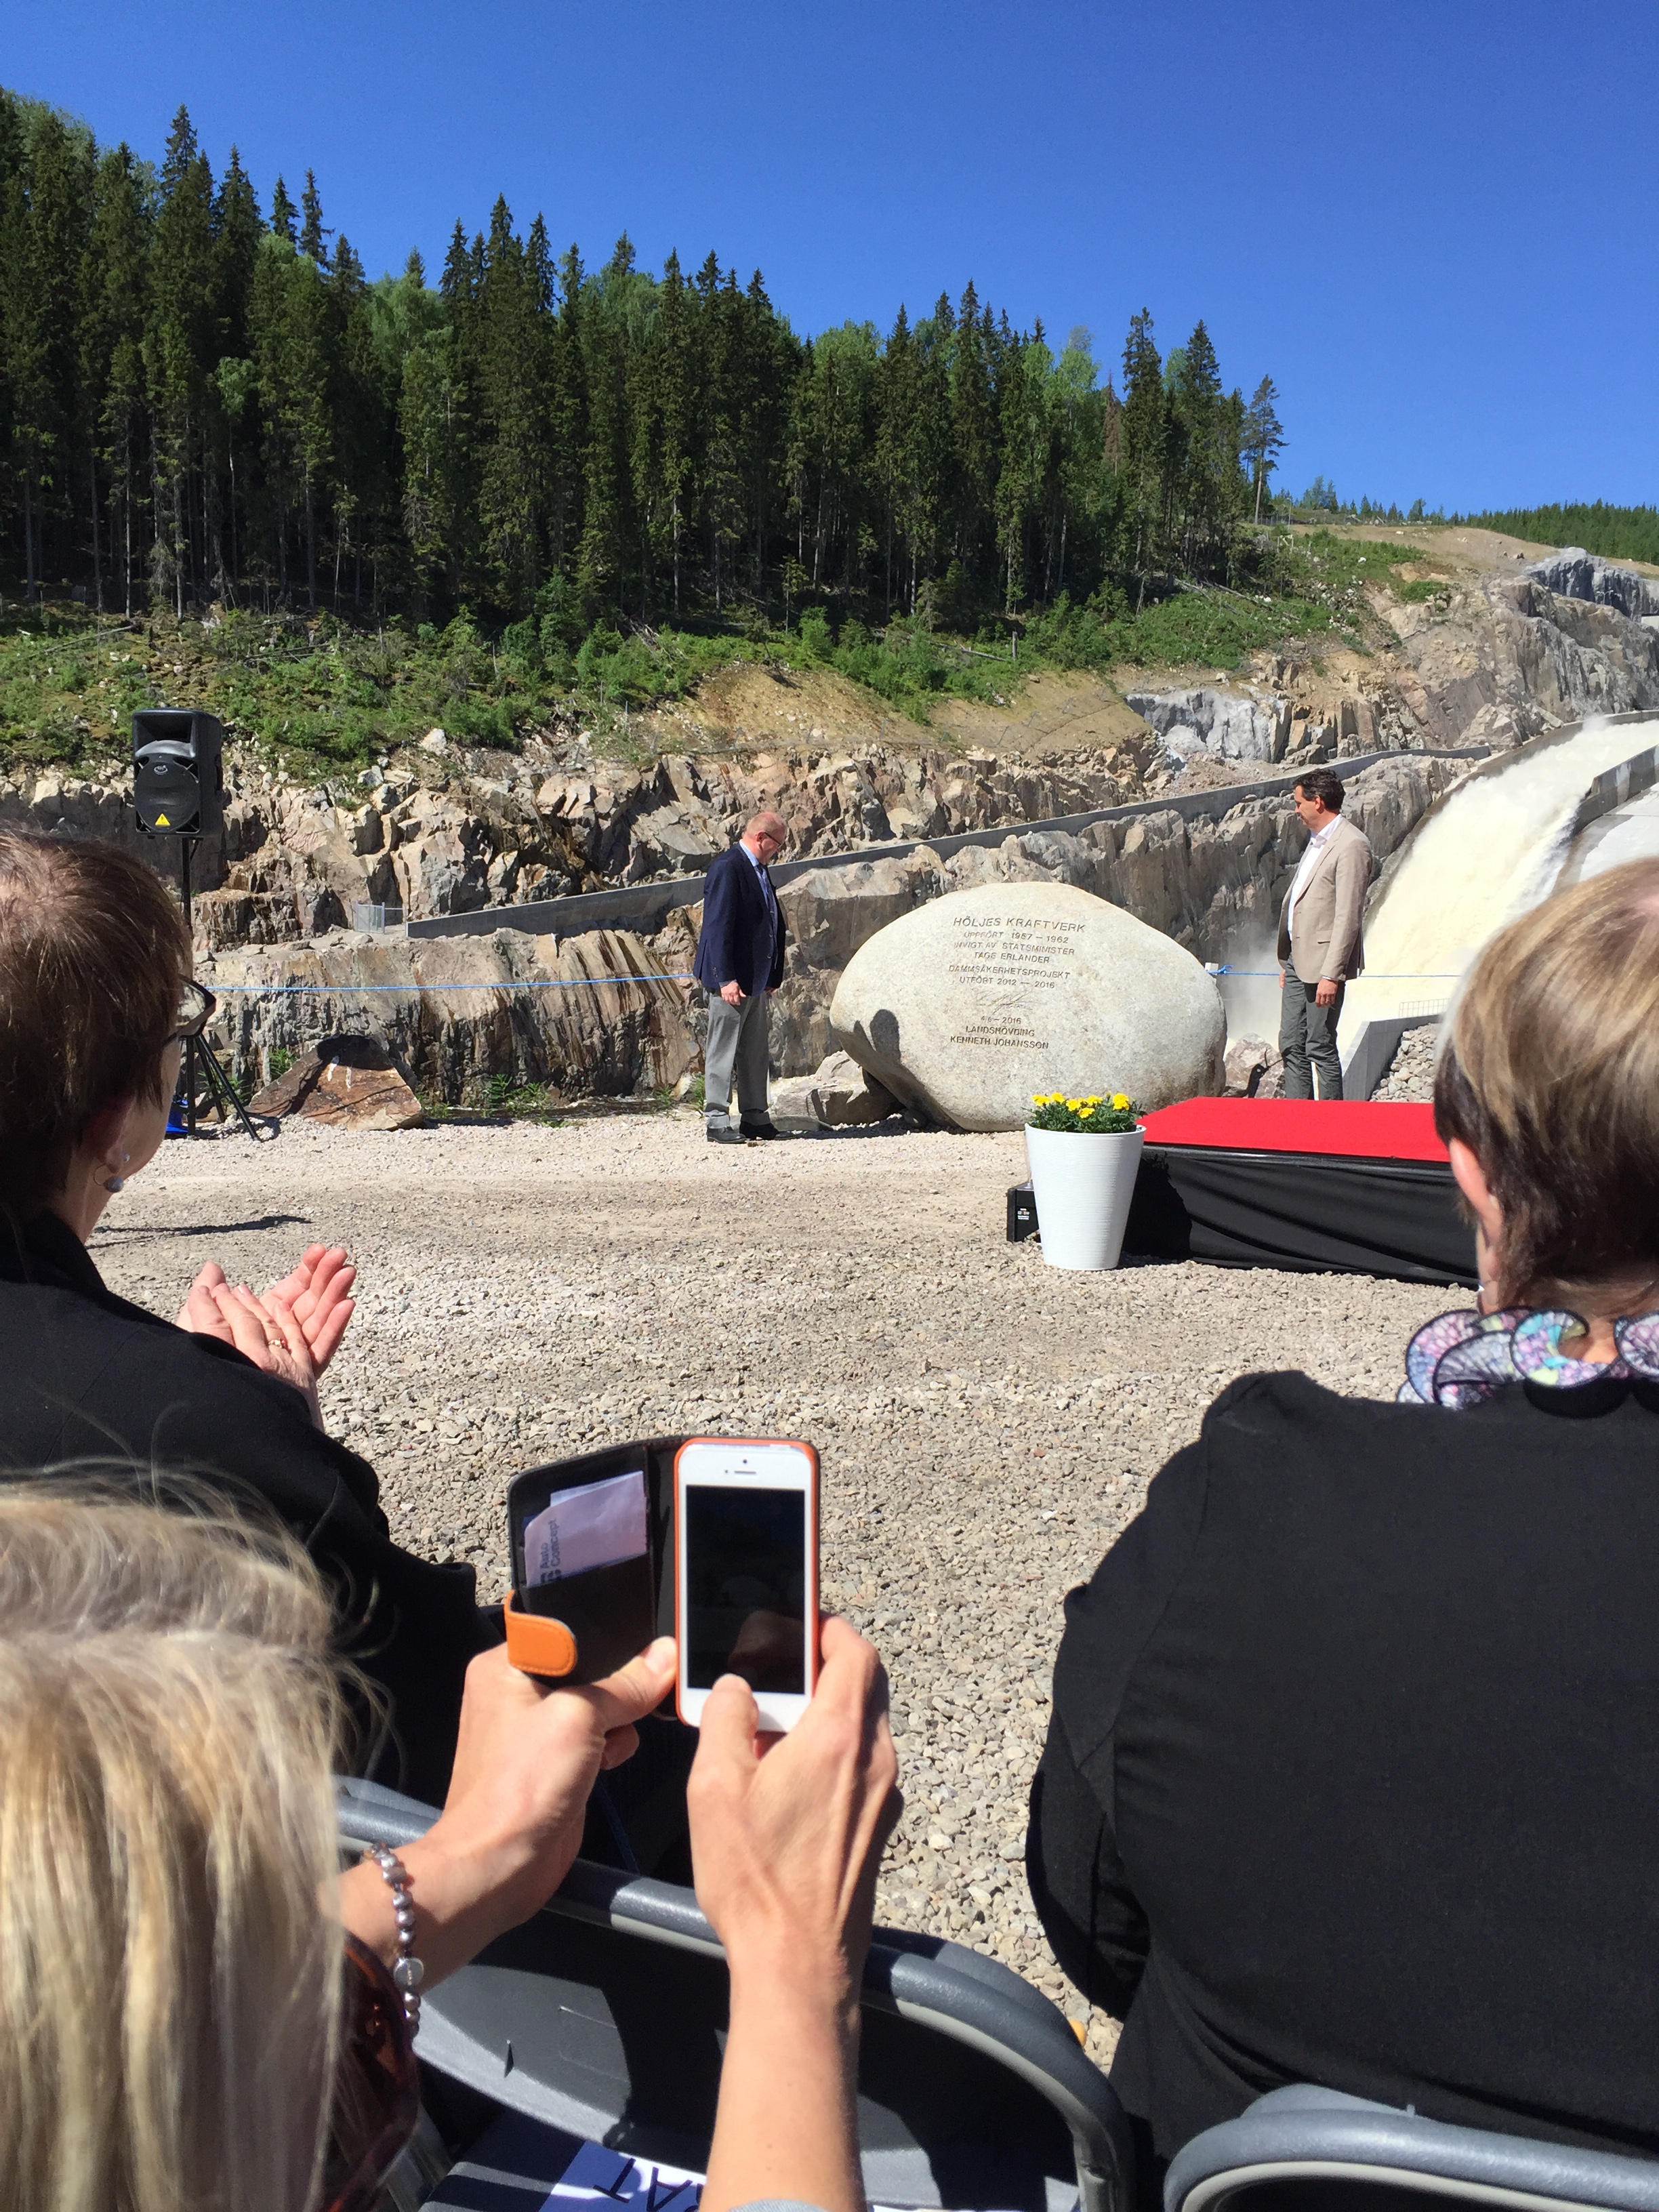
[103,1149,131,1196]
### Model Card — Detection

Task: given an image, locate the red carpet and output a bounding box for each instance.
[1139,1097,1448,1164]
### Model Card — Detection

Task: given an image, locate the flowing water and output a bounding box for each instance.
[1336,716,1659,1060]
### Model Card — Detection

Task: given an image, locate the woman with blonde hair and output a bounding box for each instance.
[0,1478,897,2212]
[1029,859,1659,2203]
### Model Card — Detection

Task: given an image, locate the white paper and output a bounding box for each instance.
[523,1470,647,1586]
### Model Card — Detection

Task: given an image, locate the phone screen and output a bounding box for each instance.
[684,1484,807,1693]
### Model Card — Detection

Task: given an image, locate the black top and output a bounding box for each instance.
[0,1210,488,1804]
[1027,1367,1659,2200]
[691,842,787,998]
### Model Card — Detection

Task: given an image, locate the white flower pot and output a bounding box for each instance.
[1023,1123,1146,1271]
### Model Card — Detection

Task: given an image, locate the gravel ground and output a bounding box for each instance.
[1370,1021,1441,1103]
[92,1109,1460,2066]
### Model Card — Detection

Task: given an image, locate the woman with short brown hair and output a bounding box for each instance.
[0,826,487,1803]
[0,826,189,1229]
[1432,857,1659,1359]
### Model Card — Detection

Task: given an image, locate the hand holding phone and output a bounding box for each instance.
[689,1616,901,2212]
[675,1438,819,1732]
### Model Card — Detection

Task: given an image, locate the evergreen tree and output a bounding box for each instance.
[83,142,151,609]
[476,197,548,609]
[298,167,329,264]
[0,79,1287,640]
[950,281,996,583]
[1118,308,1164,589]
[654,248,691,610]
[146,106,218,611]
[1170,319,1226,573]
[1242,373,1284,522]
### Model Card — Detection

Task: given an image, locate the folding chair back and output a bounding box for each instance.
[1164,2085,1659,2212]
[338,1777,1132,2212]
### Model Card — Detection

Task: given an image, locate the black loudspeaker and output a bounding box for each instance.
[131,708,224,836]
[1006,1181,1039,1242]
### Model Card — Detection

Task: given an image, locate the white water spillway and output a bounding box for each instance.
[1337,714,1659,1068]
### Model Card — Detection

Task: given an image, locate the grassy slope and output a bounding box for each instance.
[0,533,1427,781]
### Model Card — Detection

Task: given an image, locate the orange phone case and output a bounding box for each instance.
[501,1589,578,1680]
[673,1436,819,1725]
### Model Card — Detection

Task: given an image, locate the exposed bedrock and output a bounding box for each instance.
[201,753,1465,1105]
[760,752,1465,1081]
[1523,548,1659,622]
[1,739,1136,952]
[203,916,703,1107]
[1125,686,1291,764]
[1388,567,1659,750]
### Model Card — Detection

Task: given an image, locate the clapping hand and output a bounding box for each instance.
[266,1244,357,1370]
[178,1275,323,1429]
[176,1245,356,1429]
[177,1244,356,1374]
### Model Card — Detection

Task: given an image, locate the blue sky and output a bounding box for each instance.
[5,0,1656,515]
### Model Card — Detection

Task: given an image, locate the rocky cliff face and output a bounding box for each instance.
[1,735,1137,952]
[760,751,1467,1083]
[205,916,704,1108]
[1383,568,1659,749]
[17,544,1658,1111]
[1125,686,1291,764]
[200,752,1465,1105]
[1525,548,1659,621]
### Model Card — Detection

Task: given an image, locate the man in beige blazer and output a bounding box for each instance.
[1276,767,1373,1099]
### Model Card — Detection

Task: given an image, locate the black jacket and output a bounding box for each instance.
[692,842,787,998]
[0,1211,487,1804]
[1028,1368,1659,2201]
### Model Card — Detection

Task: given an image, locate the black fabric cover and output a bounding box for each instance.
[1122,1144,1477,1286]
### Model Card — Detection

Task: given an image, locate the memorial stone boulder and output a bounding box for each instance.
[827,882,1225,1132]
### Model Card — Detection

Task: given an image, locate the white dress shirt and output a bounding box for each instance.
[1287,819,1337,931]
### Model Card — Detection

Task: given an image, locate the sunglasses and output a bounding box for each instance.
[167,979,216,1044]
[319,1937,422,2212]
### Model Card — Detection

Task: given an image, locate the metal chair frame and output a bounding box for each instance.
[338,1776,1133,2212]
[1165,2086,1659,2212]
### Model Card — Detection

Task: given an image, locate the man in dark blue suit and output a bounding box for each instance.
[692,810,790,1144]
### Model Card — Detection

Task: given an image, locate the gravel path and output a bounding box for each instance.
[93,1110,1460,2064]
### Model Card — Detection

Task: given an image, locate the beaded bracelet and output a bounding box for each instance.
[360,1845,425,2033]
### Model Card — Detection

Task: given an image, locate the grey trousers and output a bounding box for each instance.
[703,989,772,1126]
[1279,973,1346,1099]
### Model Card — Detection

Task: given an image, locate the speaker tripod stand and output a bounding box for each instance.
[169,837,274,1143]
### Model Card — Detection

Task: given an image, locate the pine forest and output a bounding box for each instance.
[0,93,1288,647]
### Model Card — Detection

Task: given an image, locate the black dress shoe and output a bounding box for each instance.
[740,1121,785,1140]
[706,1124,745,1144]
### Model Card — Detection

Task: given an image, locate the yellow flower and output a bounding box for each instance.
[1080,1105,1094,1117]
[1111,1092,1130,1109]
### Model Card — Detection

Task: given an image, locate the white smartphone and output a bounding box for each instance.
[674,1437,819,1732]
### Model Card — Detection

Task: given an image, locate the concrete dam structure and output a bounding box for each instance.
[1338,710,1659,1095]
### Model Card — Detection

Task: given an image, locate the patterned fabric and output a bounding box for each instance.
[1400,1304,1659,1408]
